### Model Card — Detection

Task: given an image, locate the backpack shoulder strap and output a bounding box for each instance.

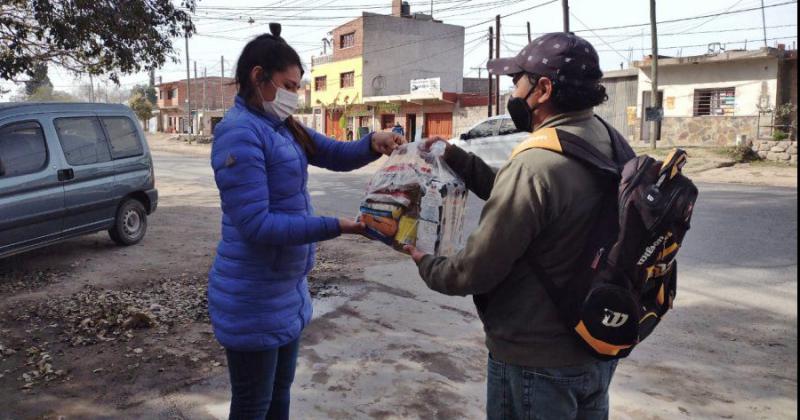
[510,126,620,180]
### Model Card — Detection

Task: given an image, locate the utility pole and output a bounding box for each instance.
[194,61,198,81]
[203,67,207,111]
[470,67,484,78]
[220,56,225,110]
[430,0,433,17]
[184,25,192,134]
[649,0,659,149]
[488,27,493,118]
[760,0,768,47]
[562,0,570,32]
[495,14,501,116]
[527,22,532,43]
[89,73,95,102]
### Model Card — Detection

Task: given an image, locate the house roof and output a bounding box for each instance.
[633,47,794,68]
[156,77,234,87]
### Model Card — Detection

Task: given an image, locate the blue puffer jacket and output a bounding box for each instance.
[209,96,378,351]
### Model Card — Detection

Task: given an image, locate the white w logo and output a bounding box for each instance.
[602,309,629,328]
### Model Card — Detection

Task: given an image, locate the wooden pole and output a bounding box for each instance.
[495,14,501,115]
[488,27,493,118]
[562,0,570,32]
[650,0,659,149]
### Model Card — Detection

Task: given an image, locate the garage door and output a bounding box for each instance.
[424,113,453,139]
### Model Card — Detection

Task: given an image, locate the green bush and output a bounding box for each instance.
[727,145,761,163]
[773,130,789,141]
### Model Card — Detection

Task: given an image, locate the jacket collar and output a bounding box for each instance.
[235,95,282,129]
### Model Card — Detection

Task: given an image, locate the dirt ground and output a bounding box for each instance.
[0,135,795,419]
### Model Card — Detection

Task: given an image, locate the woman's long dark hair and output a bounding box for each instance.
[235,23,315,155]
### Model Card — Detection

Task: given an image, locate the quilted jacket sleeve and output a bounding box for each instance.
[306,127,380,172]
[212,127,342,246]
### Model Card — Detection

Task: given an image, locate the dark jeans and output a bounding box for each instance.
[225,339,300,420]
[487,354,618,420]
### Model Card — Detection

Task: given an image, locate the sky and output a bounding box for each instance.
[1,0,797,101]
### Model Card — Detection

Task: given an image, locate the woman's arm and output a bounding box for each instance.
[306,127,380,172]
[212,127,342,246]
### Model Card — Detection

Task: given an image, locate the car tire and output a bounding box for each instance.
[109,198,148,246]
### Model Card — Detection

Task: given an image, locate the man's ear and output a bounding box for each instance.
[535,77,554,104]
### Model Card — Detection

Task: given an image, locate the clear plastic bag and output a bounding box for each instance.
[357,142,467,256]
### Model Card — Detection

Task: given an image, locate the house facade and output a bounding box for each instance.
[310,0,465,140]
[633,47,797,145]
[156,77,237,135]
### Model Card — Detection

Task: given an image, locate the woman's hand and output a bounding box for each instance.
[371,132,407,156]
[339,218,366,236]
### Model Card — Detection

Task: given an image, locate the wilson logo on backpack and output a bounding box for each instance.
[601,309,629,328]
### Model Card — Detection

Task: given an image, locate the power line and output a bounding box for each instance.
[596,33,797,53]
[567,0,797,33]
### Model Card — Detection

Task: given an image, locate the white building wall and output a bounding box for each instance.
[637,57,779,117]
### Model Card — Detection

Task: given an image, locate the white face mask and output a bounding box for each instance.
[259,80,298,121]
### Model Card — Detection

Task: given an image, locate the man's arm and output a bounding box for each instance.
[415,158,549,296]
[443,145,498,201]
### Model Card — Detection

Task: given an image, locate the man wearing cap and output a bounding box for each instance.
[404,33,633,419]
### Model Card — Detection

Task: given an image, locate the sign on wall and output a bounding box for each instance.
[410,78,441,94]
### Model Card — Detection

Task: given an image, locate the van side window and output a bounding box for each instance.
[468,120,498,139]
[0,121,48,178]
[498,118,520,136]
[54,117,111,166]
[101,117,144,159]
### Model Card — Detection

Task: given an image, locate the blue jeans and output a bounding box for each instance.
[487,354,618,420]
[225,339,300,420]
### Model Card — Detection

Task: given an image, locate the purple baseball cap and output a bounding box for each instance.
[487,32,602,84]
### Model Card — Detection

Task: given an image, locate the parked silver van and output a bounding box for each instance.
[0,103,157,259]
[450,115,528,169]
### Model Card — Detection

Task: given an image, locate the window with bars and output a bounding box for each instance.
[340,32,355,49]
[315,76,327,91]
[340,71,355,89]
[693,88,735,116]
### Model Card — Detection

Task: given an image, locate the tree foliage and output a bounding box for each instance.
[0,0,196,83]
[129,92,153,124]
[131,84,157,106]
[24,63,52,96]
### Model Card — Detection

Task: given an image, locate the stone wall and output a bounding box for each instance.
[751,140,798,164]
[659,116,759,146]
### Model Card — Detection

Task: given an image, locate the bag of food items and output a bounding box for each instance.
[358,142,467,257]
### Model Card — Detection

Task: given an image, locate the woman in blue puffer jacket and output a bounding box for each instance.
[209,24,405,420]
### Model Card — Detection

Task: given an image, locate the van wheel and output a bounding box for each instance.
[109,198,148,246]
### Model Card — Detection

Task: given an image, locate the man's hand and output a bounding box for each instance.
[403,244,428,264]
[339,218,366,236]
[371,132,407,156]
[422,136,450,153]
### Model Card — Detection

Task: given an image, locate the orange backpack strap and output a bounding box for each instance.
[510,128,562,159]
[510,126,620,180]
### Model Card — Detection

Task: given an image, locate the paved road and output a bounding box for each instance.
[152,150,797,419]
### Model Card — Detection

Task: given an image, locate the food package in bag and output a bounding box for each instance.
[357,142,467,257]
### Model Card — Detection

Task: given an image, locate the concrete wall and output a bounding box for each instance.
[362,13,464,97]
[453,105,487,138]
[595,75,638,139]
[463,77,490,95]
[637,57,779,118]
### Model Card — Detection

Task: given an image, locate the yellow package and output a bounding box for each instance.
[394,215,418,246]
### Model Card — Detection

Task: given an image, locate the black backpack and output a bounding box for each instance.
[513,118,699,359]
